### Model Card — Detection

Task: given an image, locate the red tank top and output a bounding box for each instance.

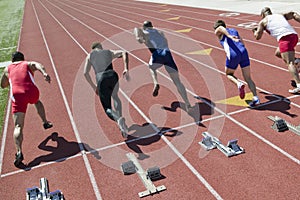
[8,61,36,94]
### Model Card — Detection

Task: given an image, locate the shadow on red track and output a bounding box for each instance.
[16,132,101,170]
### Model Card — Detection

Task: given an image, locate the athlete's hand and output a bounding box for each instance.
[44,73,51,83]
[252,27,258,33]
[230,35,240,42]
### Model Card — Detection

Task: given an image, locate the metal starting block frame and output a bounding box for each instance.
[125,153,166,198]
[199,132,245,157]
[268,116,300,136]
[26,178,64,200]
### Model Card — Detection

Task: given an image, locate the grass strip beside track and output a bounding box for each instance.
[0,0,25,137]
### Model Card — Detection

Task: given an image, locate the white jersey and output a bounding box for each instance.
[266,14,297,41]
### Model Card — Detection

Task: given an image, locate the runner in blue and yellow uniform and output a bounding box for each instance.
[214,20,259,107]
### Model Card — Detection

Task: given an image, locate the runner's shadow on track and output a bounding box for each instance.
[161,98,215,126]
[125,123,182,160]
[249,93,297,118]
[25,132,101,169]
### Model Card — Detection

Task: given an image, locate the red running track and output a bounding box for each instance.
[0,0,300,199]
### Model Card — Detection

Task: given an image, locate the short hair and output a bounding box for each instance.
[91,42,102,50]
[261,7,272,18]
[143,21,153,29]
[213,20,226,30]
[12,51,24,62]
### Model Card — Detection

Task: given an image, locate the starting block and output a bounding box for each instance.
[146,166,162,181]
[121,160,136,175]
[268,116,300,136]
[199,132,217,150]
[269,116,288,132]
[199,132,245,157]
[125,153,166,198]
[26,178,64,200]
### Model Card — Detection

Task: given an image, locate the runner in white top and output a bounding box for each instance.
[253,7,300,93]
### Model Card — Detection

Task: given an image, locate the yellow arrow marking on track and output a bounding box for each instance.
[186,48,212,55]
[160,9,170,12]
[216,93,253,107]
[175,28,192,33]
[167,16,180,21]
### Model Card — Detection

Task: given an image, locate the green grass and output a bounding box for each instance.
[0,0,25,136]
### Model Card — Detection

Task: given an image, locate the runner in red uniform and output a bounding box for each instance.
[253,7,300,93]
[0,51,53,167]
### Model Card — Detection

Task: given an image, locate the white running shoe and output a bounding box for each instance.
[289,87,300,94]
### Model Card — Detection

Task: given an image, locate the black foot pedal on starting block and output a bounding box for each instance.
[199,132,217,150]
[146,166,162,181]
[121,160,136,175]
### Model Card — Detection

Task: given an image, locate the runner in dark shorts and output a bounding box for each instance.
[83,42,129,138]
[134,21,192,112]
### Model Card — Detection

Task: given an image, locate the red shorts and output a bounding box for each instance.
[278,34,298,53]
[11,86,40,113]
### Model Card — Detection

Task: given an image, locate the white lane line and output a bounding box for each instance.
[42,0,224,198]
[32,0,102,199]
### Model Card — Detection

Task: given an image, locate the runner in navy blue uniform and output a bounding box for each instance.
[214,20,259,107]
[83,42,129,138]
[134,21,192,111]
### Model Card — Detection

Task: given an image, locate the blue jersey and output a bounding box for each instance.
[219,28,250,69]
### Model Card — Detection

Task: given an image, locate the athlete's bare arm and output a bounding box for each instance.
[214,26,240,42]
[0,67,9,88]
[111,50,129,79]
[283,11,300,23]
[28,61,51,83]
[254,18,267,40]
[83,56,97,94]
[134,27,145,44]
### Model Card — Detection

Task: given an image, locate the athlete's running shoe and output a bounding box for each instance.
[152,84,160,97]
[238,83,245,99]
[249,98,260,107]
[289,87,300,94]
[43,121,53,129]
[14,152,24,167]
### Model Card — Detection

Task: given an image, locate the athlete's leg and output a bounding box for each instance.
[282,51,300,84]
[168,71,191,110]
[12,112,25,154]
[34,100,52,129]
[225,67,239,84]
[98,83,120,121]
[149,66,160,97]
[241,66,257,96]
[275,47,281,58]
[12,112,25,166]
[226,67,245,99]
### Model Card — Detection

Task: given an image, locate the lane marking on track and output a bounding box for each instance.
[175,28,192,33]
[186,48,212,55]
[166,16,180,21]
[39,1,224,199]
[216,93,253,107]
[32,1,103,199]
[159,9,170,12]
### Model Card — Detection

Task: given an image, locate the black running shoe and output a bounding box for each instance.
[14,152,24,167]
[43,122,53,129]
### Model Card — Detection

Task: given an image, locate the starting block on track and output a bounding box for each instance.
[268,116,300,136]
[125,153,166,198]
[199,132,245,157]
[26,178,64,200]
[121,160,136,175]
